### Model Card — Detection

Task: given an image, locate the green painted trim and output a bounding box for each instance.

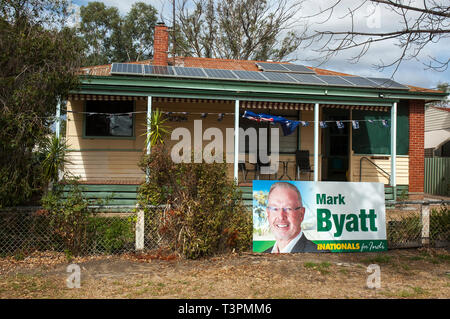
[82,100,136,140]
[62,192,138,199]
[77,85,399,104]
[353,153,409,157]
[67,149,142,152]
[64,185,140,191]
[82,136,137,140]
[76,88,399,107]
[77,75,448,102]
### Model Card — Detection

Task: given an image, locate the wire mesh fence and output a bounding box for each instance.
[0,208,137,257]
[386,201,449,248]
[0,201,448,257]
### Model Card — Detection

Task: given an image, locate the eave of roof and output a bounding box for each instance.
[77,74,447,105]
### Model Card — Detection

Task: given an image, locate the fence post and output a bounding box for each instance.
[135,209,145,251]
[421,202,430,247]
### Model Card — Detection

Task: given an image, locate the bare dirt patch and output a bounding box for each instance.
[0,248,449,299]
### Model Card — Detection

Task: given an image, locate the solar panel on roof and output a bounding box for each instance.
[256,62,290,72]
[111,63,143,75]
[111,63,410,92]
[317,75,355,86]
[366,77,409,90]
[260,72,296,83]
[173,67,206,77]
[342,76,378,87]
[203,68,237,79]
[232,70,268,81]
[143,65,175,76]
[282,64,315,74]
[288,73,328,85]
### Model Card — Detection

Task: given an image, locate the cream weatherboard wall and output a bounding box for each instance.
[65,99,406,184]
[351,155,409,184]
[65,99,239,182]
[65,99,147,183]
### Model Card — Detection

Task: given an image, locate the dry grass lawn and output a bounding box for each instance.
[0,248,449,299]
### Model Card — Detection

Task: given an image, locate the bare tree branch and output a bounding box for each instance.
[300,0,450,76]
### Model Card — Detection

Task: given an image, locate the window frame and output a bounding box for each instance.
[82,100,136,140]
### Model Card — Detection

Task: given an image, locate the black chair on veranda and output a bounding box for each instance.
[295,150,314,180]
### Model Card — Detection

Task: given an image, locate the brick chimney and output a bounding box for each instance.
[153,22,169,66]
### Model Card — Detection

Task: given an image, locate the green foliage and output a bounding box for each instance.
[0,0,82,207]
[387,217,421,245]
[41,177,103,256]
[387,204,449,246]
[123,2,158,61]
[138,145,252,259]
[77,1,158,65]
[41,136,70,188]
[87,216,135,254]
[430,204,450,242]
[142,108,170,149]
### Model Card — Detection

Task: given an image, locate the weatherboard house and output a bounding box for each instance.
[61,23,448,206]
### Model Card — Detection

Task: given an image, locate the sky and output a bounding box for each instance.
[70,0,449,91]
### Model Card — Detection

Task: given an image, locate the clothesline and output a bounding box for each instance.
[61,110,390,122]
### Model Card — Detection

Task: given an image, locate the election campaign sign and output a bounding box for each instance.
[253,181,387,253]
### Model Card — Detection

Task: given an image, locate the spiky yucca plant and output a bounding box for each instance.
[143,108,170,148]
[41,135,70,188]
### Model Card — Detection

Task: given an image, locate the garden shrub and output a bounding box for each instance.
[430,204,449,242]
[138,144,252,259]
[41,177,104,256]
[387,216,421,245]
[87,216,135,254]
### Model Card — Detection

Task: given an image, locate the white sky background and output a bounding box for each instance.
[71,0,449,90]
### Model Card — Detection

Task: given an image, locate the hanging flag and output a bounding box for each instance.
[218,113,224,121]
[336,121,344,129]
[242,110,281,123]
[319,121,328,128]
[242,110,299,136]
[352,120,359,129]
[281,120,300,136]
[382,119,389,127]
[368,119,374,123]
[301,121,309,127]
[201,113,208,118]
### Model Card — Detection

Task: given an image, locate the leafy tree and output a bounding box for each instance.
[123,2,158,61]
[175,0,304,61]
[0,0,82,207]
[77,1,158,65]
[78,2,123,66]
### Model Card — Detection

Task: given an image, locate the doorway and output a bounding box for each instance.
[322,109,350,181]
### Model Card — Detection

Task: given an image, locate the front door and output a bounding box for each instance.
[322,109,350,181]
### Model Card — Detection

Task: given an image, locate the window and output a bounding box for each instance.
[84,100,134,138]
[271,110,299,154]
[352,102,409,155]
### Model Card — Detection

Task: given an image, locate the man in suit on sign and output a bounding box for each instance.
[264,182,321,253]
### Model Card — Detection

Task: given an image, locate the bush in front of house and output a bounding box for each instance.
[138,144,252,259]
[430,204,449,243]
[41,177,98,256]
[87,216,135,254]
[41,176,136,256]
